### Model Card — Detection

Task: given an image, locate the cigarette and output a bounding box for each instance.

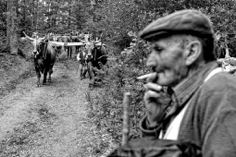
[137,73,155,80]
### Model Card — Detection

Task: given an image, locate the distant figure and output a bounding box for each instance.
[67,34,73,58]
[84,33,90,42]
[55,36,63,56]
[77,46,88,80]
[91,60,109,87]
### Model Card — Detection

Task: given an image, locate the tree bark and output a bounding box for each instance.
[7,0,18,55]
[7,0,11,46]
[34,0,39,31]
[23,0,26,30]
[68,0,73,29]
[208,0,212,13]
[31,0,35,31]
[48,0,51,28]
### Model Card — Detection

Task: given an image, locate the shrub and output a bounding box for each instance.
[88,39,151,147]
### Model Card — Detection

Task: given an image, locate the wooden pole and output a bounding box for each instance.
[225,37,230,58]
[122,92,131,146]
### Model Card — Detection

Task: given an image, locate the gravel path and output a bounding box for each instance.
[0,59,99,157]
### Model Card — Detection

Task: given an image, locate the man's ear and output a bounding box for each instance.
[185,41,202,66]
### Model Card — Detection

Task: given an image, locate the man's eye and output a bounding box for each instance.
[154,47,163,52]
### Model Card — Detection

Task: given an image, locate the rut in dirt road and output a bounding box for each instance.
[0,59,98,157]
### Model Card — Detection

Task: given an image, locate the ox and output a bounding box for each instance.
[34,40,56,87]
[23,32,56,87]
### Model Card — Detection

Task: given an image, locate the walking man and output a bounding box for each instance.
[77,46,87,80]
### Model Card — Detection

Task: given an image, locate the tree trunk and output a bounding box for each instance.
[34,0,39,31]
[68,0,72,29]
[208,0,212,13]
[32,0,35,31]
[23,0,26,30]
[7,0,18,55]
[48,0,51,28]
[7,0,11,46]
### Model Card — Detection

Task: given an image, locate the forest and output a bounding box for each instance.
[1,0,236,156]
[2,0,236,56]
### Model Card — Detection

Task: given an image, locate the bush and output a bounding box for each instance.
[0,34,9,53]
[88,39,151,149]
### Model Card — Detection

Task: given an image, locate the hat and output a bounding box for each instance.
[139,9,214,41]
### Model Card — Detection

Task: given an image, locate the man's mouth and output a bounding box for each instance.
[151,67,156,72]
[152,67,163,76]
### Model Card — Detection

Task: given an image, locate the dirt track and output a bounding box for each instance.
[0,59,99,157]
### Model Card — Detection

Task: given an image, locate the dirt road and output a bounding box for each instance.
[0,59,100,157]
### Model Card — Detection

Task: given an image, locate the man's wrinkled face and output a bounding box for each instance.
[147,36,188,86]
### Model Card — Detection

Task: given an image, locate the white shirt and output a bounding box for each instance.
[77,51,86,61]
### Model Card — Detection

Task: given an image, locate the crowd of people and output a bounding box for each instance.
[48,31,102,59]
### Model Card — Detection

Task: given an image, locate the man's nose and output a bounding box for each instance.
[146,53,157,67]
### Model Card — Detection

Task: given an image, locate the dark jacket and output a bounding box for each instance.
[140,61,236,157]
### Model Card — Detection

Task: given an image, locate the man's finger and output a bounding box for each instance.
[144,90,160,99]
[144,82,162,91]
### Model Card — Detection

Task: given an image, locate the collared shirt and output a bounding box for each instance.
[173,62,218,109]
[159,62,219,137]
[160,67,223,140]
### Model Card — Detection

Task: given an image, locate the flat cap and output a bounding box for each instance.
[139,9,214,41]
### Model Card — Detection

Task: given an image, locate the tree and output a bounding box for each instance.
[7,0,18,55]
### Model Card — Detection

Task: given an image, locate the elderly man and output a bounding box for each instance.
[138,9,236,157]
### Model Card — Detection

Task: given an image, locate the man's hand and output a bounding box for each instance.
[143,73,172,127]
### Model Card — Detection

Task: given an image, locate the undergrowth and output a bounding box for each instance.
[86,40,150,156]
